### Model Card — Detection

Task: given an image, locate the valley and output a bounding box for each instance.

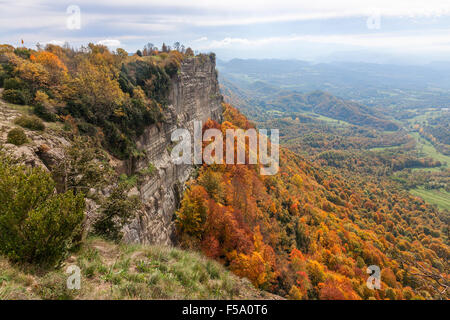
[0,45,448,301]
[219,60,450,211]
[1,0,449,305]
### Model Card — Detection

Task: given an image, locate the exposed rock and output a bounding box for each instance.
[122,55,223,245]
[0,56,223,247]
[0,93,70,170]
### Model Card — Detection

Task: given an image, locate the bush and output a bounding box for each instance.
[14,47,32,59]
[3,77,23,90]
[93,183,140,241]
[33,103,57,122]
[14,115,45,131]
[33,91,58,122]
[163,52,182,77]
[35,272,75,300]
[0,72,7,88]
[2,89,26,105]
[77,121,97,136]
[7,127,28,145]
[0,155,85,267]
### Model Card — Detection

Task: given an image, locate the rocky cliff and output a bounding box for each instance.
[0,55,223,247]
[122,55,223,245]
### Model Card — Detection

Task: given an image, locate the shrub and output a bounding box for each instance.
[52,136,114,193]
[138,162,156,176]
[14,115,45,131]
[2,89,26,105]
[0,72,7,88]
[14,47,32,59]
[7,127,28,145]
[163,52,183,77]
[77,121,97,136]
[3,77,23,90]
[34,103,57,122]
[0,155,85,267]
[93,182,140,241]
[0,65,4,86]
[33,91,57,121]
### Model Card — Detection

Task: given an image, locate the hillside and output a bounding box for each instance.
[175,104,449,300]
[220,66,449,212]
[220,76,398,131]
[217,58,450,109]
[0,43,448,301]
[0,237,280,300]
[302,91,398,131]
[0,43,223,247]
[0,96,279,301]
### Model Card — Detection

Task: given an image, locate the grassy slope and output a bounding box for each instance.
[407,132,450,210]
[0,238,281,300]
[410,188,450,211]
[0,93,280,301]
[410,132,450,168]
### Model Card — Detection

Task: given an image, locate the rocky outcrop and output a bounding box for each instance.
[0,92,69,170]
[122,55,223,245]
[0,56,223,246]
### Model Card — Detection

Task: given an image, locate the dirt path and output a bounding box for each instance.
[90,239,121,266]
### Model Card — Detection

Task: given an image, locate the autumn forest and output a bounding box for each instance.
[0,41,448,301]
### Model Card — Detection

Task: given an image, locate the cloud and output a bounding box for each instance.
[3,1,450,30]
[193,37,208,42]
[46,40,65,46]
[198,32,450,52]
[2,1,450,59]
[96,39,121,47]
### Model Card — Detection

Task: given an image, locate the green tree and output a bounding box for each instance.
[52,136,113,193]
[0,154,85,266]
[93,182,140,241]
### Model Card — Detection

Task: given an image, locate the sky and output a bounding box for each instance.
[2,0,450,64]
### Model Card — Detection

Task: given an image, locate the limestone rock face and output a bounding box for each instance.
[0,92,69,170]
[122,55,223,245]
[0,56,223,246]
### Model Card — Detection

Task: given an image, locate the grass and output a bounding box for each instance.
[410,132,450,168]
[405,108,442,126]
[1,98,65,134]
[410,188,450,211]
[305,112,352,126]
[0,237,276,300]
[405,110,449,168]
[14,115,45,131]
[4,102,33,115]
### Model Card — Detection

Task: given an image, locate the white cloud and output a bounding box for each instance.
[198,32,450,52]
[2,0,450,57]
[46,40,65,46]
[96,39,121,47]
[3,1,450,29]
[193,37,208,42]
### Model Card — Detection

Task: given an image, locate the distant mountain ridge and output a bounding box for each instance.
[217,58,450,109]
[220,75,399,131]
[291,91,399,131]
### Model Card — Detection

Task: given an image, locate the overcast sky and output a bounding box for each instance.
[2,0,450,63]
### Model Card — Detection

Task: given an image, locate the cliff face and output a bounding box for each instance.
[122,55,223,245]
[0,56,223,246]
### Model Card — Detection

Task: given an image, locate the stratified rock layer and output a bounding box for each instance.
[122,55,223,245]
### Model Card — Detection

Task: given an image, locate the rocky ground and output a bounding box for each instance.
[0,88,69,169]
